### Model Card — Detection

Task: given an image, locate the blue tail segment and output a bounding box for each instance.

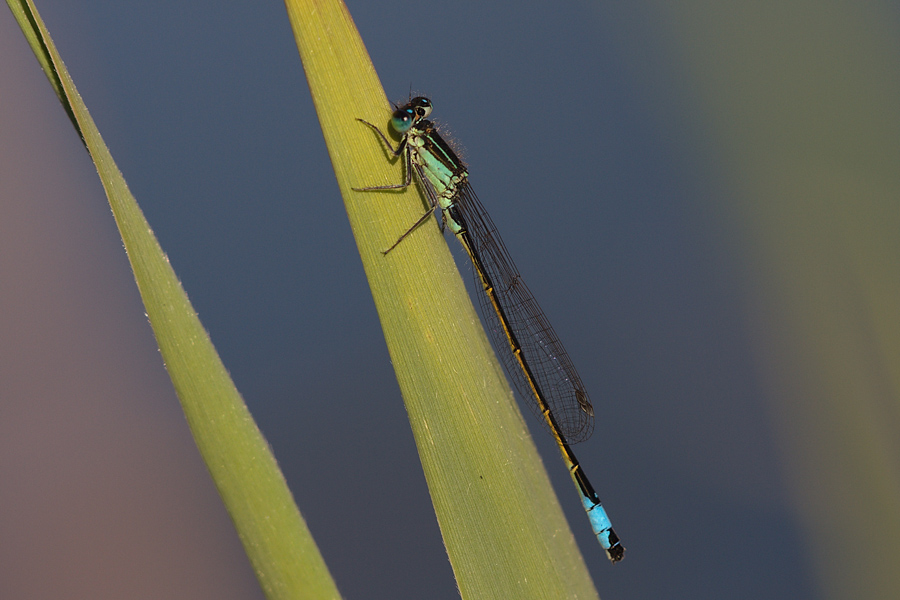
[582,494,624,563]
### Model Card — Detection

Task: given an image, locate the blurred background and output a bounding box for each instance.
[2,1,899,599]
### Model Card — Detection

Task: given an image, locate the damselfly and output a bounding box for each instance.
[355,97,623,563]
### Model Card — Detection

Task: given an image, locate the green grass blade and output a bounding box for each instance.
[7,1,341,598]
[284,1,601,597]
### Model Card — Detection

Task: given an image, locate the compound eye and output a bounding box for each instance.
[391,108,416,133]
[411,97,433,118]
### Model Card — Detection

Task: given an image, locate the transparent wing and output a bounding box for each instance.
[451,182,595,444]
